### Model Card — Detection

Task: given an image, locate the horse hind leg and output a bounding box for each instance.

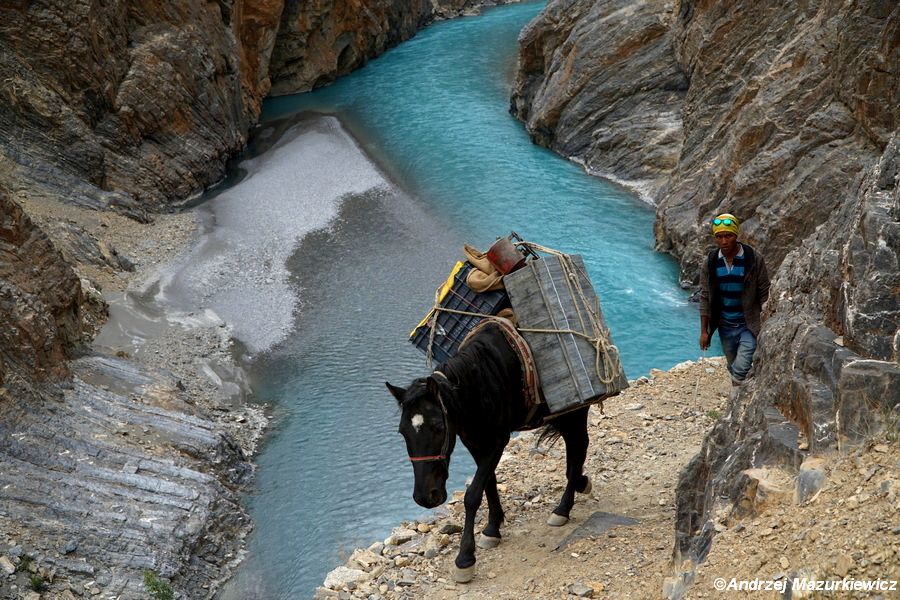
[477,472,503,549]
[547,406,590,527]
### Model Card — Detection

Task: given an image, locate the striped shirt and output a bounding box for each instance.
[716,245,745,326]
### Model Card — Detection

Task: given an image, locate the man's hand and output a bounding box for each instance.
[699,331,710,350]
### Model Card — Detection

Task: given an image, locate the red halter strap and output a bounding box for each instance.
[407,371,451,463]
[409,454,445,462]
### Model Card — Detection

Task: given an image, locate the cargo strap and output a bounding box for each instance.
[514,241,622,389]
[459,317,542,424]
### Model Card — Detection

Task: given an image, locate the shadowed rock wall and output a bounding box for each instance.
[511,0,687,201]
[662,1,899,563]
[658,0,898,277]
[0,0,285,214]
[0,0,514,215]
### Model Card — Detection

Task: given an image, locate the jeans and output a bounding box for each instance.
[718,323,757,383]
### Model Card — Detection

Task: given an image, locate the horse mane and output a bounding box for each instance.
[401,324,564,440]
[434,324,527,429]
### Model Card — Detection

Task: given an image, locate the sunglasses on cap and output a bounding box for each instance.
[712,218,734,226]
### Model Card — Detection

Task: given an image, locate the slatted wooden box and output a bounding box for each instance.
[503,254,628,415]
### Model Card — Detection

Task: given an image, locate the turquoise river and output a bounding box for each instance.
[214,2,712,597]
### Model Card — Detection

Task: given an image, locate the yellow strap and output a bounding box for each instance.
[409,261,466,338]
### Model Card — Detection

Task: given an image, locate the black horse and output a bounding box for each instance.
[386,322,591,583]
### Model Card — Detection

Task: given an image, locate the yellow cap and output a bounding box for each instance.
[711,213,740,236]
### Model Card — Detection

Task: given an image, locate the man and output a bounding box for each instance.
[699,213,770,385]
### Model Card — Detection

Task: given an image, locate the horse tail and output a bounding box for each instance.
[536,422,563,448]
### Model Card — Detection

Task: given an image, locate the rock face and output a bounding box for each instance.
[0,0,513,215]
[511,0,899,579]
[656,0,898,277]
[0,191,82,384]
[510,0,687,201]
[661,2,899,567]
[268,0,516,95]
[0,0,282,213]
[0,355,253,598]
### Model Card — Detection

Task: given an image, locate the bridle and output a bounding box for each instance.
[407,371,451,463]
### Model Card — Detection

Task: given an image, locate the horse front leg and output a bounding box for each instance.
[477,472,504,548]
[548,406,591,526]
[454,446,504,583]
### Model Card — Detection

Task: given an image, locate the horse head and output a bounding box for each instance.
[386,374,457,508]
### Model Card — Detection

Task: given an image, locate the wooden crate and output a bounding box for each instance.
[503,254,628,414]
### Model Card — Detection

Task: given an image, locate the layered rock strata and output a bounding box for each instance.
[511,0,899,581]
[0,191,256,598]
[0,355,252,598]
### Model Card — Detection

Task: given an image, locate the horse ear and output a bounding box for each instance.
[385,382,405,405]
[427,374,456,399]
[426,376,440,399]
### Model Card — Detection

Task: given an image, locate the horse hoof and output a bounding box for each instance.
[547,513,569,527]
[477,534,502,549]
[580,476,592,495]
[453,565,476,583]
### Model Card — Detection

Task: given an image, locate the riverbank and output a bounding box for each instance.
[0,194,268,599]
[17,195,270,457]
[317,359,898,599]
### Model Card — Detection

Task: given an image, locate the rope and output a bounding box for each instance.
[515,242,622,386]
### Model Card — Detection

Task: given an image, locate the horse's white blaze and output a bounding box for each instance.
[411,414,425,432]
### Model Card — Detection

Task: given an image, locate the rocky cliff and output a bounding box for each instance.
[267,0,518,94]
[0,0,513,217]
[0,0,286,215]
[511,0,687,201]
[0,191,82,385]
[512,0,899,584]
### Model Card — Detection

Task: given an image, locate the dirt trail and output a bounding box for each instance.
[319,358,733,599]
[322,357,899,599]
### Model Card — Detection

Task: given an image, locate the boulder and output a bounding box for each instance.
[324,565,367,590]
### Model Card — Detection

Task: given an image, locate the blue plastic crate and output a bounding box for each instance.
[410,262,510,364]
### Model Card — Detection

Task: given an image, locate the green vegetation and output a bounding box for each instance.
[28,574,47,592]
[18,554,33,572]
[143,570,174,600]
[706,409,722,420]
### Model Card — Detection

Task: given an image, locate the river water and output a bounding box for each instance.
[204,2,707,597]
